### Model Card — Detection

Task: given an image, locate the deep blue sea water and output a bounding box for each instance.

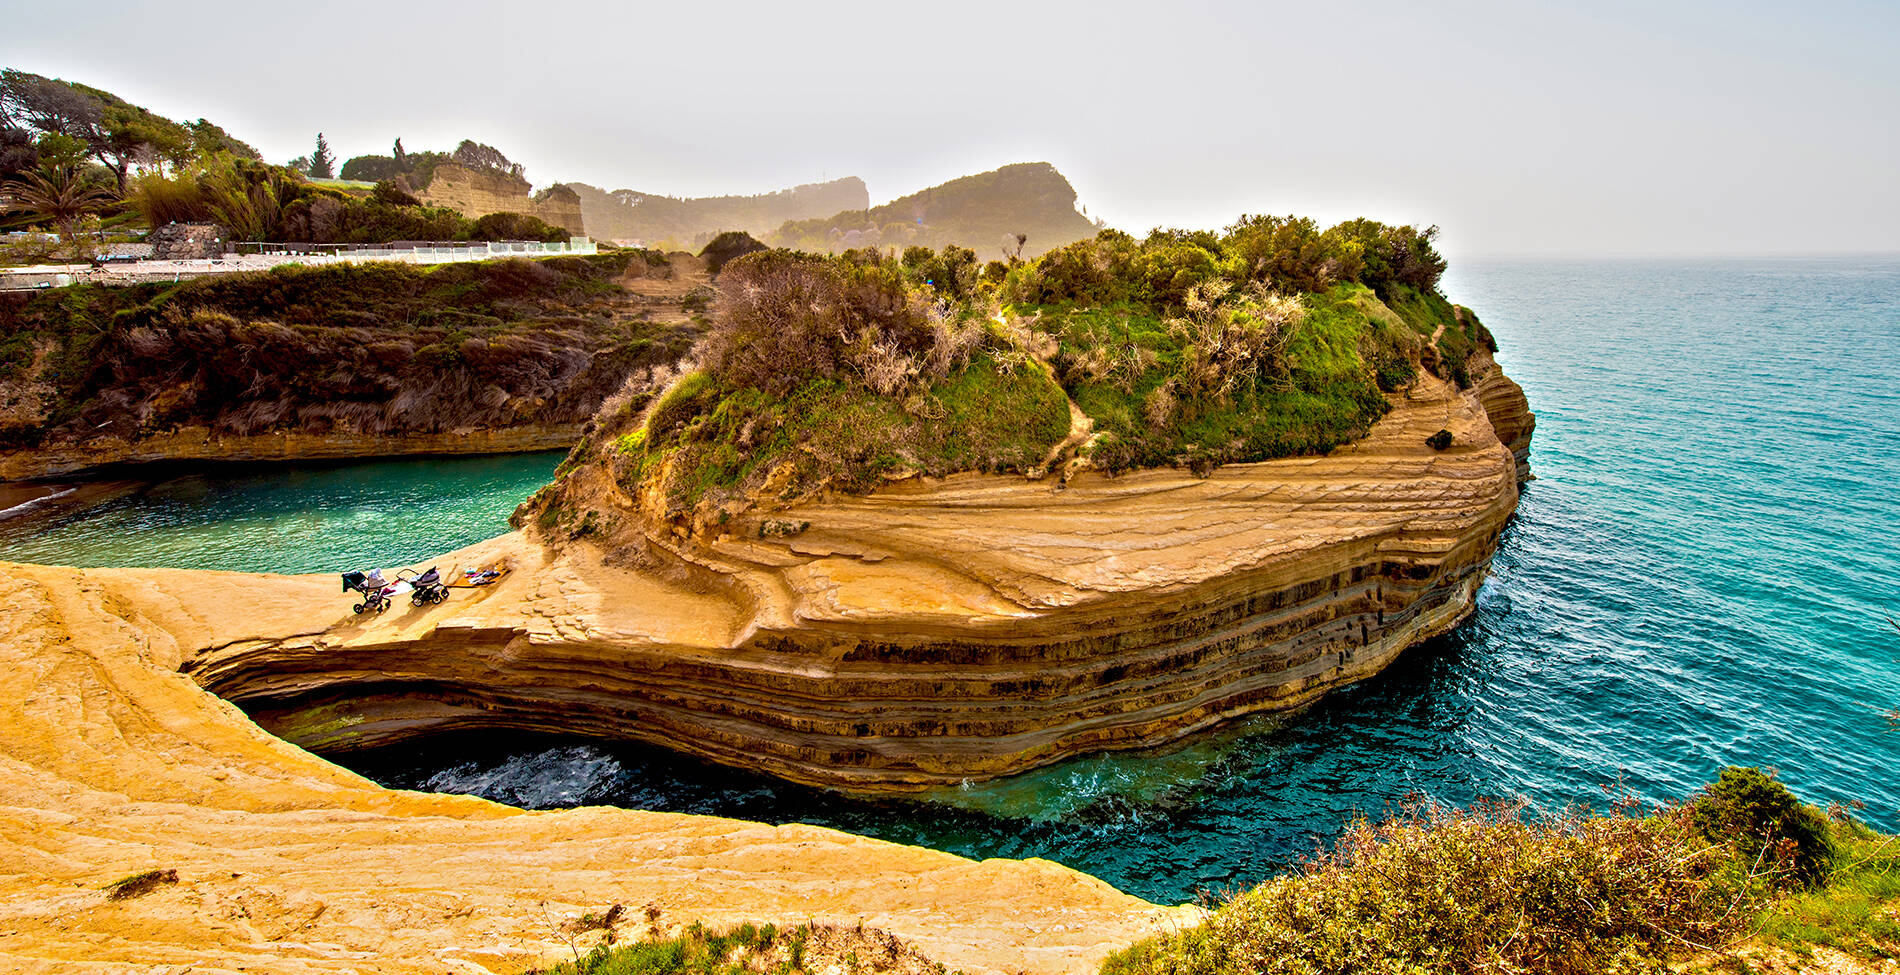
[7,259,1897,905]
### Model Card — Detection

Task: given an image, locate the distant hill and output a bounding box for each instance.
[570,178,868,249]
[770,162,1100,261]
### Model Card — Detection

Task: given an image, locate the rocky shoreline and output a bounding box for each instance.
[0,422,583,482]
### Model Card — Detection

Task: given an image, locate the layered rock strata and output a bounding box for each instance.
[0,561,1190,973]
[0,423,581,480]
[1469,345,1535,472]
[189,357,1534,792]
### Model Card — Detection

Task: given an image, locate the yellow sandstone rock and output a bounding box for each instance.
[0,559,1194,973]
[188,349,1532,792]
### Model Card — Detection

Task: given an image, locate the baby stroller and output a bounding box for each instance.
[342,569,394,614]
[401,566,450,607]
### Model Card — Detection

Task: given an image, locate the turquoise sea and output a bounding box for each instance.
[0,452,565,573]
[6,258,1897,905]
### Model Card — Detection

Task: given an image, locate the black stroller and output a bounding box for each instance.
[342,570,393,614]
[401,566,450,607]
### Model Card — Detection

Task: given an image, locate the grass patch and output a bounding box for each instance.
[1035,290,1392,473]
[1756,819,1900,960]
[529,919,950,975]
[625,354,1071,512]
[104,868,177,900]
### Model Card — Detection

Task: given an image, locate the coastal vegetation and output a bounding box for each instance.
[1103,768,1895,975]
[528,919,951,975]
[550,213,1491,528]
[0,251,694,449]
[126,157,571,245]
[1,71,573,253]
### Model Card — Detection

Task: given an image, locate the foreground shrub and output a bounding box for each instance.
[698,230,768,275]
[700,249,978,397]
[1103,795,1775,975]
[1690,766,1833,888]
[531,919,948,975]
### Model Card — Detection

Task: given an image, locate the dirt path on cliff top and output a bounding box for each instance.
[0,558,1192,974]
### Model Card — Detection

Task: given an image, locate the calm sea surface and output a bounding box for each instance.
[7,259,1897,905]
[0,451,564,573]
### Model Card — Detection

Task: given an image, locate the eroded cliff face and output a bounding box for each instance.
[417,162,589,236]
[0,253,708,481]
[0,561,1189,973]
[187,352,1534,792]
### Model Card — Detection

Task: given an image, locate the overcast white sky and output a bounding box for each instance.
[4,0,1896,259]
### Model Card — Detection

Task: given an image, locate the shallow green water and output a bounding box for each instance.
[0,452,564,573]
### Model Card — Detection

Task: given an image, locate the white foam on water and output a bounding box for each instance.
[0,486,76,521]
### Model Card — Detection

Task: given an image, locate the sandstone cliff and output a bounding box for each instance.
[187,351,1533,792]
[0,559,1192,973]
[417,162,589,236]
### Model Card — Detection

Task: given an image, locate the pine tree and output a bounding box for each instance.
[308,132,334,178]
[392,137,406,169]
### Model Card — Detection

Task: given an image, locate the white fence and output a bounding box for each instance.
[236,238,597,263]
[0,238,600,291]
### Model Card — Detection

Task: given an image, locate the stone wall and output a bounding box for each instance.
[417,163,588,237]
[149,222,229,259]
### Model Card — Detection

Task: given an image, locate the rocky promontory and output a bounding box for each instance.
[186,346,1530,791]
[0,215,1537,971]
[178,221,1535,792]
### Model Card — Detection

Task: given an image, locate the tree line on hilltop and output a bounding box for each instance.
[1,68,569,260]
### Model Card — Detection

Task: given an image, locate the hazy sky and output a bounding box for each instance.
[4,0,1896,259]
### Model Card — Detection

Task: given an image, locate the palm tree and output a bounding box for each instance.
[3,166,115,262]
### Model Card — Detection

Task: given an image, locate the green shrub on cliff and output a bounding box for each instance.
[1690,766,1834,887]
[587,213,1478,520]
[1100,769,1859,975]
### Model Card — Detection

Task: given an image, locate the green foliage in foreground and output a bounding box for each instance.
[1755,817,1900,960]
[534,921,810,975]
[1102,768,1857,975]
[1692,765,1835,886]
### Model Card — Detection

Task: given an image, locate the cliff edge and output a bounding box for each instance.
[0,252,706,480]
[0,559,1192,973]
